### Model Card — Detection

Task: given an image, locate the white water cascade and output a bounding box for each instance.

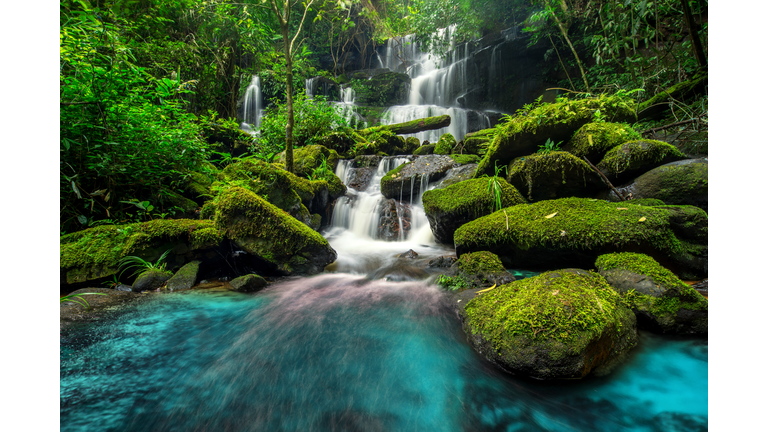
[324,157,449,276]
[378,25,490,143]
[240,75,263,134]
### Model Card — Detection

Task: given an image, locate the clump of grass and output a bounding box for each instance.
[61,292,107,309]
[118,249,172,279]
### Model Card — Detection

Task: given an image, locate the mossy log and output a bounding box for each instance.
[359,115,451,136]
[637,71,707,120]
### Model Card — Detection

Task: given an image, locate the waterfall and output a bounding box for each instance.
[377,25,489,142]
[240,75,263,134]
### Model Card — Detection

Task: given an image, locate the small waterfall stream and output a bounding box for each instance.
[239,75,263,134]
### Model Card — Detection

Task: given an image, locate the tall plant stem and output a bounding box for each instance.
[680,0,707,68]
[548,8,590,92]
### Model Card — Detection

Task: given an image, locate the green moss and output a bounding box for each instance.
[450,154,480,164]
[506,151,594,201]
[464,270,629,355]
[565,122,641,160]
[638,70,707,114]
[212,187,330,266]
[627,198,665,206]
[596,139,685,178]
[60,219,222,283]
[422,177,526,219]
[596,252,688,292]
[434,133,456,155]
[454,197,684,256]
[475,95,638,177]
[414,144,435,155]
[463,128,497,155]
[380,161,408,185]
[280,144,340,179]
[455,251,506,274]
[199,201,216,220]
[217,160,317,213]
[436,274,472,291]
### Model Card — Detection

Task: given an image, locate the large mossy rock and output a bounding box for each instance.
[380,155,456,200]
[413,143,435,155]
[217,160,346,227]
[461,268,637,380]
[212,187,336,275]
[422,178,527,244]
[60,219,224,287]
[475,95,637,177]
[608,159,708,211]
[354,130,416,157]
[506,151,604,201]
[229,274,268,293]
[277,144,340,179]
[430,163,478,190]
[596,253,707,334]
[436,251,514,292]
[563,122,641,162]
[596,139,686,182]
[166,260,201,291]
[454,197,708,278]
[350,71,411,106]
[132,269,173,292]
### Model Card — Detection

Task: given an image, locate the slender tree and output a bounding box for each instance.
[265,0,318,174]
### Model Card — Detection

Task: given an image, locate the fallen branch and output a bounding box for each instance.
[359,115,451,136]
[641,117,703,136]
[583,156,625,201]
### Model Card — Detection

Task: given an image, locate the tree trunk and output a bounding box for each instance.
[283,25,295,174]
[680,0,707,68]
[549,10,591,93]
[359,115,452,136]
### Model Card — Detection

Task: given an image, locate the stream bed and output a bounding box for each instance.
[61,274,707,432]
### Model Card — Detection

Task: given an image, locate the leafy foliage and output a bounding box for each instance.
[536,138,562,155]
[61,292,108,309]
[118,249,172,279]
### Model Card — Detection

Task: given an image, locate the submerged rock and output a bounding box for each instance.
[454,197,708,278]
[596,252,707,334]
[422,177,526,244]
[460,268,637,380]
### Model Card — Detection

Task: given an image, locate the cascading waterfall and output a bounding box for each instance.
[240,75,263,134]
[378,25,490,143]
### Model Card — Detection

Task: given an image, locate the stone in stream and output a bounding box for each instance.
[166,260,201,291]
[435,251,515,292]
[422,177,526,245]
[379,155,458,201]
[377,199,411,242]
[397,249,418,259]
[132,269,173,292]
[460,268,638,380]
[229,274,268,293]
[454,197,708,279]
[595,252,707,334]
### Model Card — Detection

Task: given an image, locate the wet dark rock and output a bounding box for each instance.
[367,261,429,282]
[377,199,411,241]
[397,249,418,259]
[229,274,268,293]
[115,284,132,292]
[345,167,376,191]
[606,158,708,211]
[166,261,201,291]
[132,269,173,292]
[353,155,382,168]
[430,164,478,190]
[380,155,458,201]
[427,256,457,268]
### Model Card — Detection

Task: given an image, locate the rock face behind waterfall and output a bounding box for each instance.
[460,269,638,380]
[422,177,527,244]
[380,155,459,201]
[454,197,708,279]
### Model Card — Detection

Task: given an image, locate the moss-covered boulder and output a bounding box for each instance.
[60,219,224,287]
[475,95,637,177]
[608,158,707,211]
[166,260,201,291]
[380,155,456,201]
[353,130,414,156]
[430,164,478,190]
[229,274,268,293]
[596,253,707,334]
[434,133,457,155]
[422,178,527,244]
[449,154,480,164]
[132,269,173,292]
[506,151,604,201]
[212,187,336,275]
[462,128,496,156]
[564,122,641,162]
[350,71,411,106]
[461,268,637,379]
[435,251,514,292]
[181,168,217,205]
[277,144,340,179]
[596,139,686,182]
[216,160,345,227]
[413,143,436,155]
[454,197,707,278]
[315,131,358,156]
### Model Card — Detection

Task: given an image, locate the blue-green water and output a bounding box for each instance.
[61,274,707,432]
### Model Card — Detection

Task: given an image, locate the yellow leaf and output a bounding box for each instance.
[638,216,646,222]
[616,207,628,210]
[544,212,558,219]
[477,284,497,294]
[587,134,593,146]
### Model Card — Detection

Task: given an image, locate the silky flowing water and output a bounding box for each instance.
[61,157,707,431]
